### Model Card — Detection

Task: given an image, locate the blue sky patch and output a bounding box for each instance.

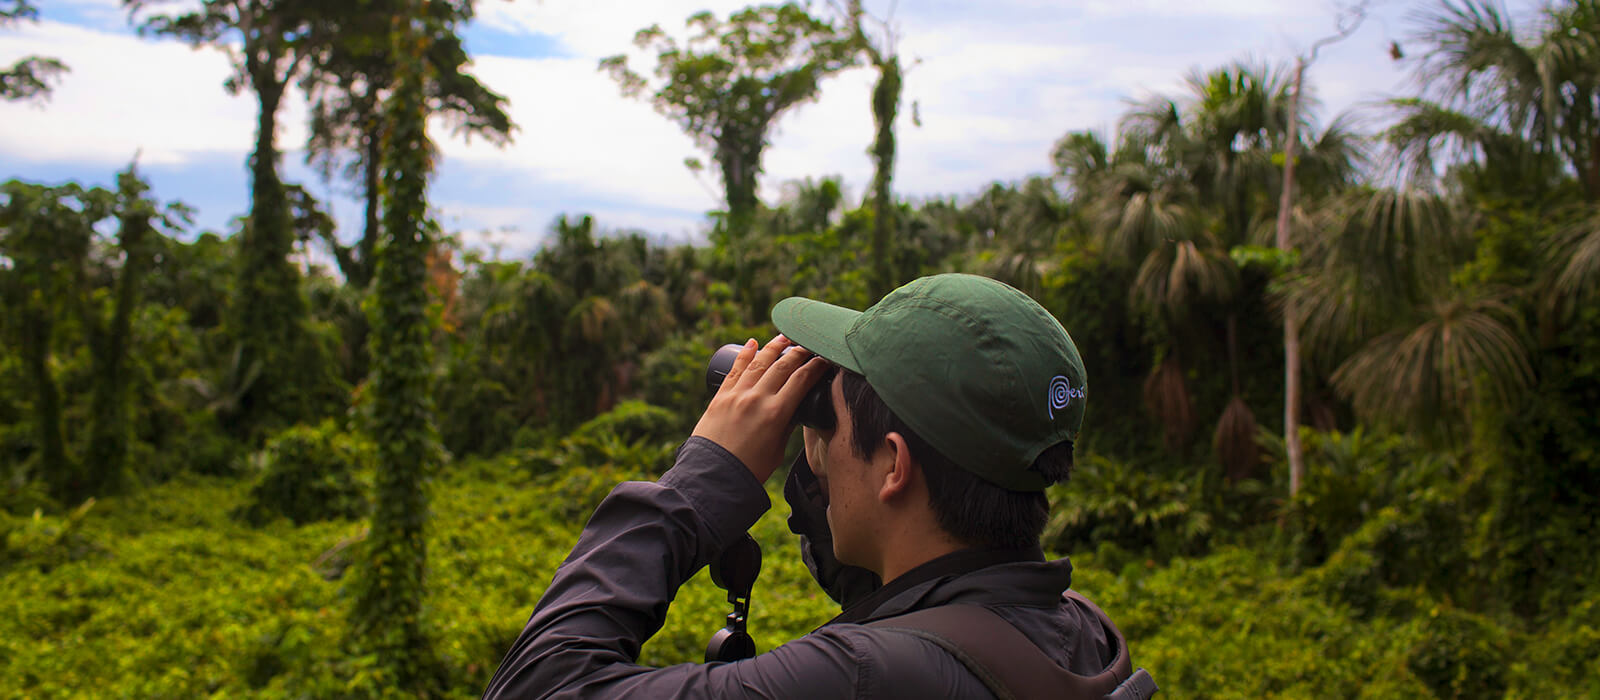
[461,25,570,61]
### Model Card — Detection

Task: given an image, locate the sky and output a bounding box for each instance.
[0,0,1542,257]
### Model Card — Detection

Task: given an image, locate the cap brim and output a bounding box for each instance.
[772,296,864,374]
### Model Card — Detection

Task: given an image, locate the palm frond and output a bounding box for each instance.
[1409,0,1541,122]
[1332,287,1533,438]
[1544,204,1600,307]
[1214,395,1260,482]
[1346,187,1468,296]
[1142,354,1196,453]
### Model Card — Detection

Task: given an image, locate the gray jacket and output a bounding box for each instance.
[481,437,1118,699]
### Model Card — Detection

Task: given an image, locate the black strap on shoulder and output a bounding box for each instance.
[867,591,1158,700]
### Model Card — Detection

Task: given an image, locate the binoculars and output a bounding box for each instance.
[706,343,836,431]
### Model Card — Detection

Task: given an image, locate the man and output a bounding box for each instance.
[482,274,1126,698]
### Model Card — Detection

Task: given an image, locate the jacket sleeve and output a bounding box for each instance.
[480,437,863,700]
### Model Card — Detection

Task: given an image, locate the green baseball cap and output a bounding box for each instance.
[771,273,1087,491]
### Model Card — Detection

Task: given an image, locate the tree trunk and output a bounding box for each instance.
[23,291,77,502]
[868,55,901,300]
[85,180,151,494]
[716,124,764,240]
[351,11,438,691]
[1279,60,1307,497]
[232,67,309,437]
[359,110,383,287]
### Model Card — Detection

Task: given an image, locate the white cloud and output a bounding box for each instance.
[0,19,300,166]
[435,54,716,213]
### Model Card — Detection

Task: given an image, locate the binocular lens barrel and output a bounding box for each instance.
[706,344,836,431]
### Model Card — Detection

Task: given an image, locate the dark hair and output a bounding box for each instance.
[839,370,1074,550]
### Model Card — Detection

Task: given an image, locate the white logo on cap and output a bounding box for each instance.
[1048,375,1085,419]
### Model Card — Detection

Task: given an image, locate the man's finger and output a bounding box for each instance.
[718,338,759,394]
[756,343,813,393]
[737,334,792,388]
[775,355,831,405]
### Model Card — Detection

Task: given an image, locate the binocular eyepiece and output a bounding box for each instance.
[706,343,836,431]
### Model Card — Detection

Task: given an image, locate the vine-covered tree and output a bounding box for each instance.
[126,0,336,438]
[0,181,101,502]
[349,6,444,692]
[82,167,191,495]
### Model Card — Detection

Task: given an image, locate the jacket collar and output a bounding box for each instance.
[824,547,1073,627]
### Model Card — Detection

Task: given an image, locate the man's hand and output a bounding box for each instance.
[692,335,830,484]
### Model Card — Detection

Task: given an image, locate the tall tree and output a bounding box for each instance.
[82,166,190,496]
[1396,0,1600,316]
[1289,188,1534,441]
[0,0,67,102]
[0,181,103,502]
[600,2,857,241]
[350,7,444,690]
[127,0,331,437]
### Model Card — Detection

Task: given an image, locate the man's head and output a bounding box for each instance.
[772,274,1088,562]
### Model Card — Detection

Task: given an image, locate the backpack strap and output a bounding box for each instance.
[867,591,1158,700]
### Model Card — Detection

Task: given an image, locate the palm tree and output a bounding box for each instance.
[1332,288,1534,436]
[1286,186,1533,440]
[1061,61,1362,477]
[1399,0,1600,315]
[1407,0,1600,201]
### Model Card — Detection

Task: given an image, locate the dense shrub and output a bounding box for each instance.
[1044,454,1212,567]
[1404,606,1511,699]
[0,498,102,574]
[517,400,682,477]
[2,457,1597,698]
[568,399,680,447]
[238,421,370,526]
[1279,428,1461,570]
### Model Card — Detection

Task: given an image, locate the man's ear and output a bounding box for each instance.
[877,431,917,503]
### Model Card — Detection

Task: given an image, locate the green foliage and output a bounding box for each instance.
[1404,606,1511,700]
[240,421,370,526]
[0,455,841,698]
[1044,455,1212,567]
[637,336,715,429]
[518,401,682,478]
[8,6,1600,698]
[1228,243,1298,276]
[1,498,101,574]
[1076,542,1596,699]
[568,400,679,449]
[1,439,1596,699]
[1277,428,1459,569]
